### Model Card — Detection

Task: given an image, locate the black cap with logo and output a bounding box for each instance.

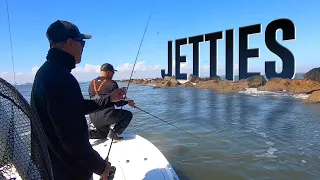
[46,20,91,44]
[100,63,117,72]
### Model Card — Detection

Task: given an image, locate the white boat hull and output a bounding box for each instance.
[89,131,180,180]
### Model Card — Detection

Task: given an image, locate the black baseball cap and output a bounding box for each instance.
[46,20,91,44]
[100,63,117,72]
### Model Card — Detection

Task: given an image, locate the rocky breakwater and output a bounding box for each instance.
[119,67,320,103]
[119,78,163,86]
[191,74,266,94]
[119,74,266,93]
[118,77,181,88]
[256,67,320,103]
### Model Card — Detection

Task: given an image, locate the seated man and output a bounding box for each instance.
[88,63,135,141]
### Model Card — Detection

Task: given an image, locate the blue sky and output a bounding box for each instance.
[0,0,319,83]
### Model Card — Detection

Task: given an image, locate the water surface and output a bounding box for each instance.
[17,81,320,180]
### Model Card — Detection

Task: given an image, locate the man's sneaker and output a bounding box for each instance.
[89,129,108,139]
[108,130,123,143]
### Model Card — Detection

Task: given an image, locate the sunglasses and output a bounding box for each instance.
[72,38,86,47]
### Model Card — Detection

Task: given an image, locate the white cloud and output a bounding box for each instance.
[84,64,100,73]
[116,61,161,72]
[112,61,163,80]
[167,60,241,77]
[203,65,210,70]
[31,67,39,75]
[171,60,191,71]
[0,61,247,85]
[72,67,83,73]
[169,59,213,77]
[0,71,34,85]
[69,61,164,82]
[116,63,132,71]
[1,72,9,76]
[72,64,100,73]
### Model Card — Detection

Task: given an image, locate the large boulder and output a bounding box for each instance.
[120,79,130,83]
[286,79,320,94]
[188,74,221,83]
[257,77,320,94]
[195,80,221,89]
[257,78,290,92]
[303,91,320,103]
[155,76,180,88]
[131,79,142,84]
[140,79,152,85]
[200,76,222,82]
[247,75,266,88]
[188,74,200,83]
[213,80,249,94]
[304,67,320,81]
[150,79,157,84]
[182,81,195,87]
[164,76,176,81]
[195,79,248,93]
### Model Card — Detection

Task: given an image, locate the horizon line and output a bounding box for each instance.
[5,72,307,85]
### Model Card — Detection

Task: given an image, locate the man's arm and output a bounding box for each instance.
[84,80,114,115]
[114,99,128,107]
[44,74,107,175]
[112,82,129,107]
[83,98,113,115]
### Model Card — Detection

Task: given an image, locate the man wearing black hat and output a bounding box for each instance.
[88,63,135,141]
[30,20,125,180]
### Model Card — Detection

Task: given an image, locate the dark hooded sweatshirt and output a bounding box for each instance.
[88,77,129,122]
[30,48,112,180]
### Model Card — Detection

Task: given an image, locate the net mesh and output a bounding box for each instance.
[0,78,53,180]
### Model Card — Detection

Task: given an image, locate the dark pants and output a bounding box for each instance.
[89,109,133,138]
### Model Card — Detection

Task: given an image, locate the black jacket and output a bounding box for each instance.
[30,48,112,180]
[88,76,128,112]
[88,77,128,107]
[87,77,128,129]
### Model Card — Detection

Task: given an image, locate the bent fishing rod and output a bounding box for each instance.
[106,13,204,161]
[106,12,153,160]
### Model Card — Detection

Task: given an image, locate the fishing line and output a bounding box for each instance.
[133,105,202,140]
[5,0,17,87]
[106,12,153,160]
[124,12,153,99]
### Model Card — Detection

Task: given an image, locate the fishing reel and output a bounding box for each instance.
[108,166,116,180]
[99,165,116,180]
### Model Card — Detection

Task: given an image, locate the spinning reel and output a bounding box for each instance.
[108,166,116,180]
[99,163,116,180]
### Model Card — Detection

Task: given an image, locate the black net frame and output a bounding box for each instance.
[0,78,53,180]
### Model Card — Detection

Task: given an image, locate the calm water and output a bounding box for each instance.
[17,80,320,180]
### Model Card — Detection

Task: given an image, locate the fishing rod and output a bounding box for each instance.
[124,13,153,99]
[106,12,153,160]
[133,105,202,140]
[5,0,17,87]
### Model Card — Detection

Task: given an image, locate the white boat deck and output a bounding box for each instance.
[89,131,180,180]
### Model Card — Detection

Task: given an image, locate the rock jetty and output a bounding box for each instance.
[118,67,320,103]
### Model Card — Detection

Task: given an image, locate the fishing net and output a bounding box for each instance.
[0,78,53,180]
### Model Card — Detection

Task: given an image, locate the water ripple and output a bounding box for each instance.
[16,82,320,180]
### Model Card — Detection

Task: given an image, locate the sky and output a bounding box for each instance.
[0,0,319,84]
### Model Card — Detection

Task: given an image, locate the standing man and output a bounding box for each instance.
[88,63,135,141]
[30,20,125,180]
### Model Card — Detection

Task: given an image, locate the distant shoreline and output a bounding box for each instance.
[10,70,320,103]
[11,73,308,86]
